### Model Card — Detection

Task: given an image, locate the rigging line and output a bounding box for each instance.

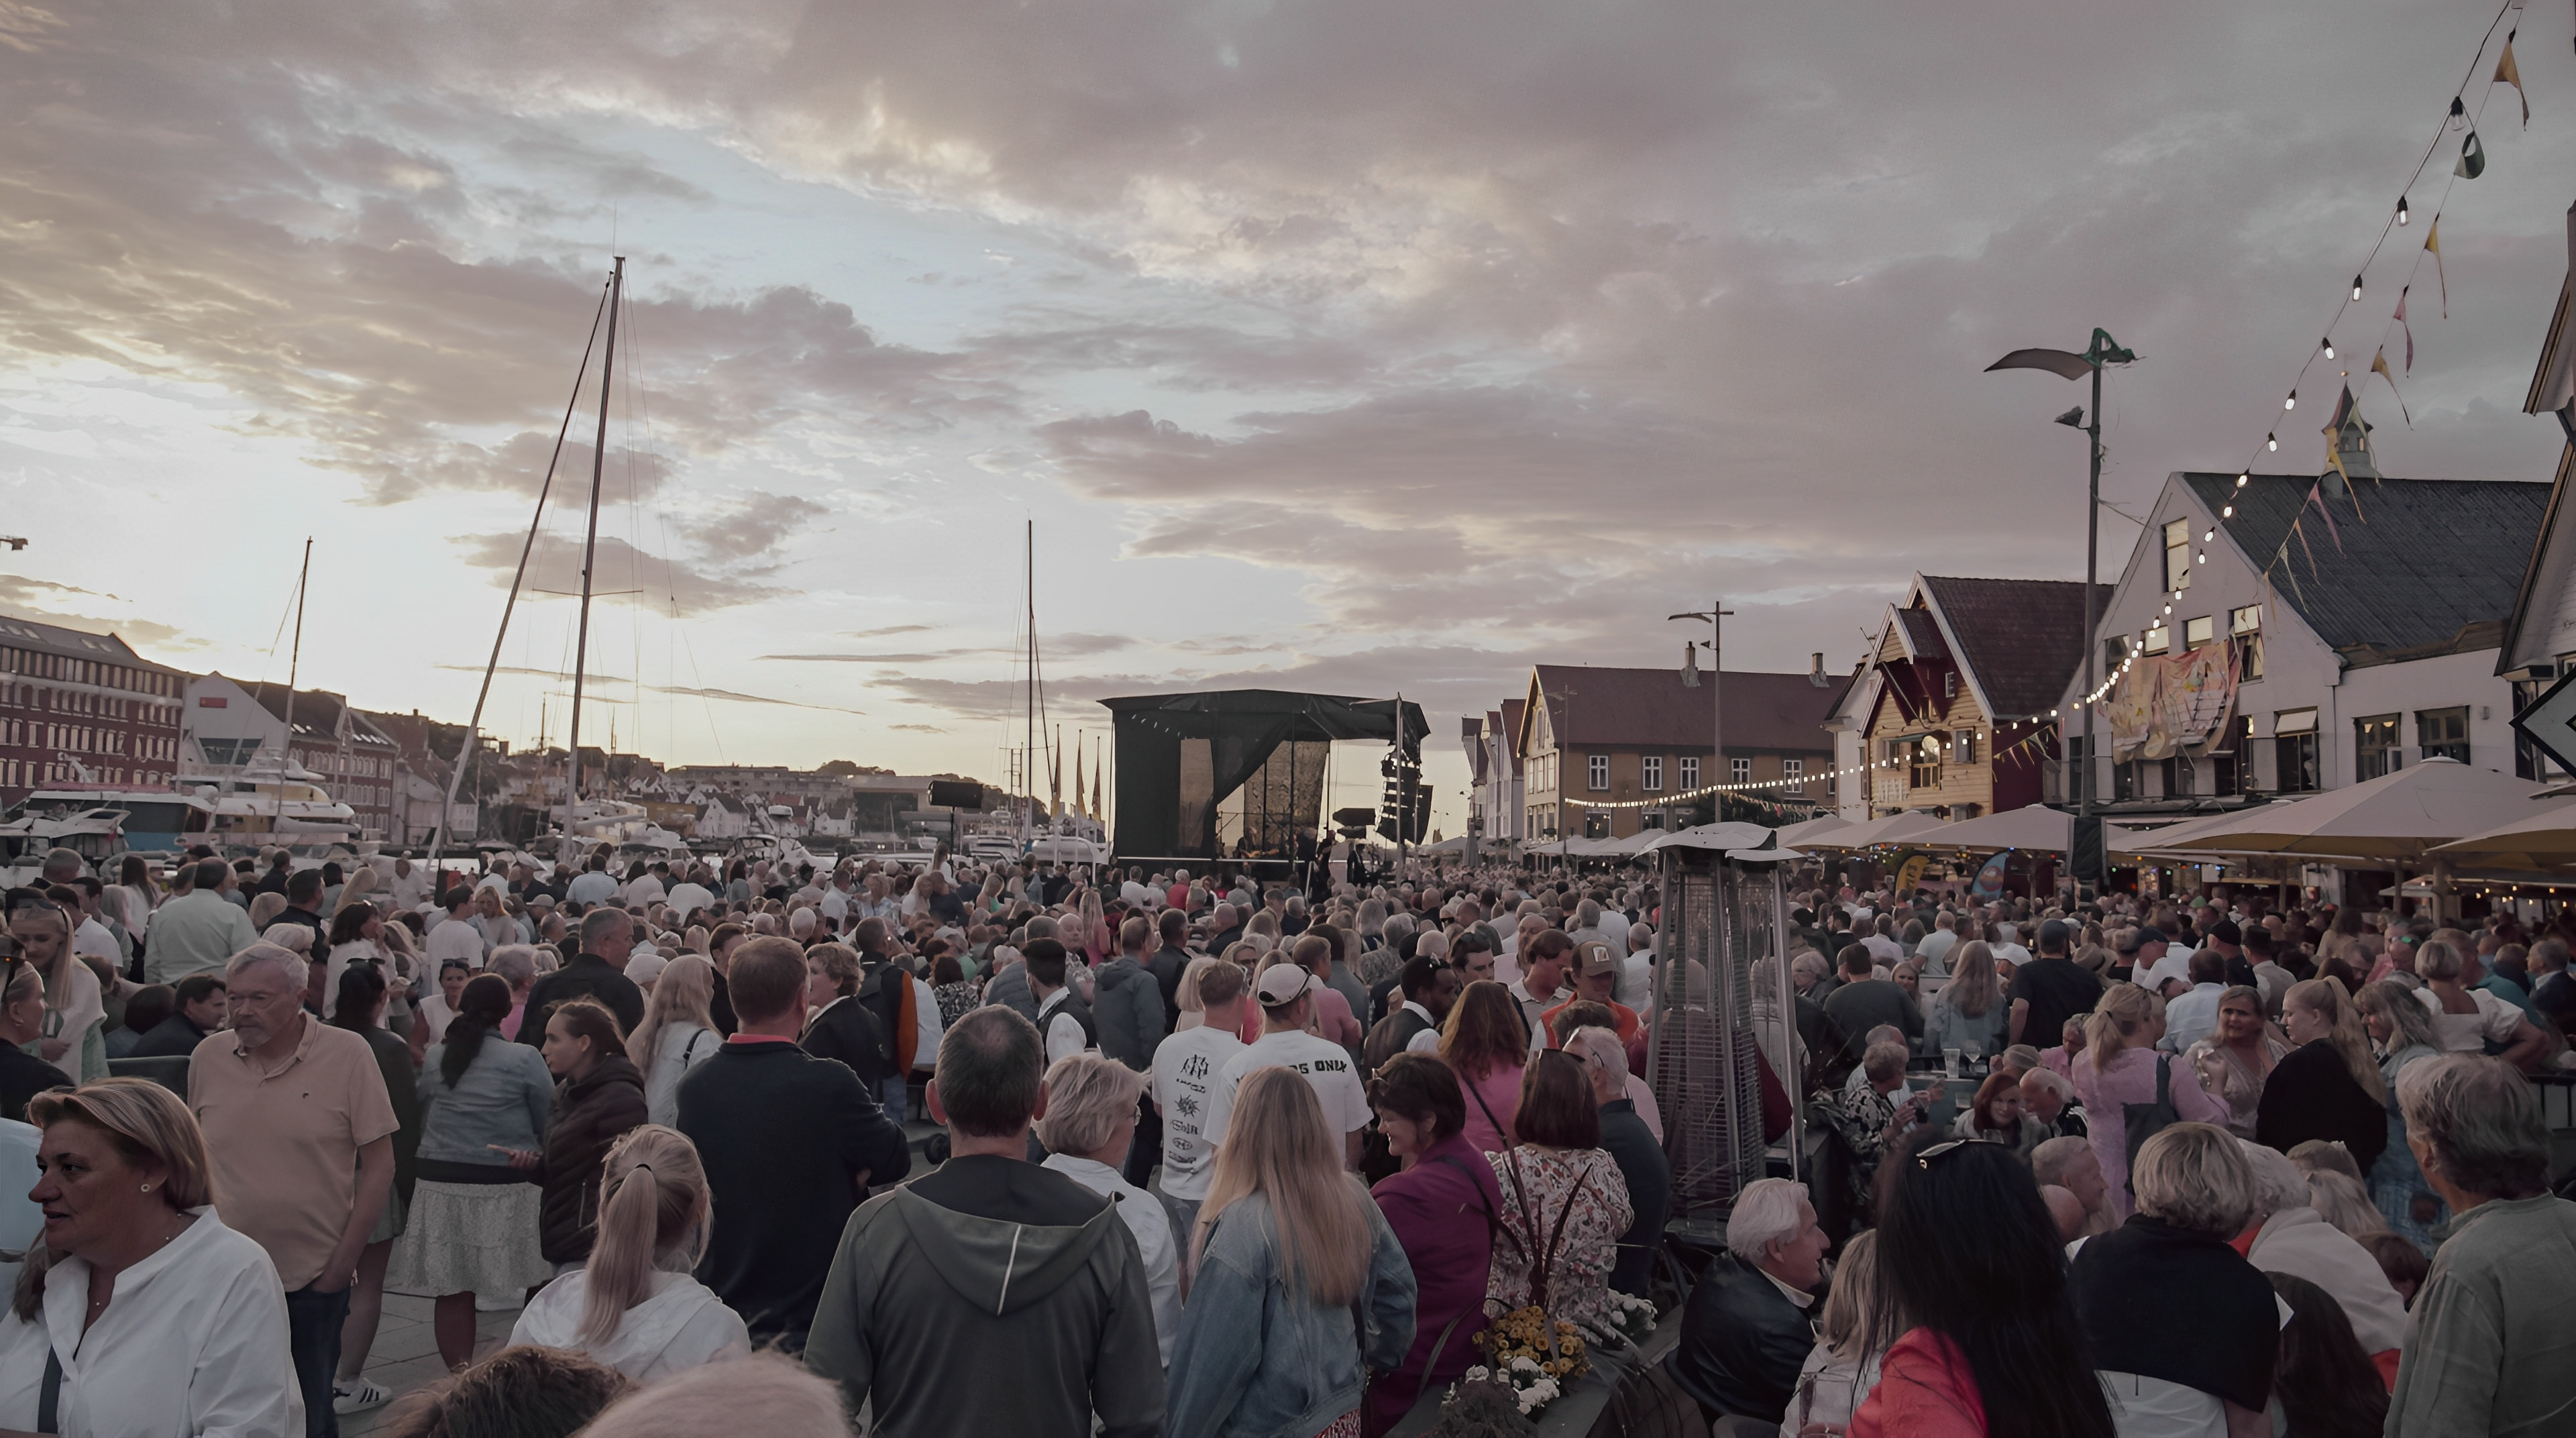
[431,277,612,861]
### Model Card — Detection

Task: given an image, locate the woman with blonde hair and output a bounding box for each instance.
[2355,979,2447,1247]
[2257,977,2390,1175]
[0,1078,299,1435]
[508,1125,749,1380]
[1174,954,1224,1032]
[2072,983,2227,1219]
[1923,940,2006,1058]
[629,956,720,1128]
[1440,980,1529,1154]
[1036,1054,1181,1362]
[246,891,288,933]
[1786,1228,1886,1433]
[2408,939,2551,1068]
[8,897,105,1083]
[1167,1067,1415,1438]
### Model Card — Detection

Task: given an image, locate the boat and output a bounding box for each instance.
[174,757,364,848]
[3,788,215,854]
[0,802,131,885]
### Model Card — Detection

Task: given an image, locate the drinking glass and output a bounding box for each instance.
[1943,1046,1962,1077]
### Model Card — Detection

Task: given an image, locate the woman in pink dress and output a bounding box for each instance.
[1440,981,1527,1154]
[2071,983,2227,1219]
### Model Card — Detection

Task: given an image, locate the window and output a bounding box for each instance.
[1731,757,1752,785]
[2143,625,2170,655]
[1678,756,1699,789]
[2164,518,2192,592]
[2273,709,2320,792]
[1583,812,1609,840]
[2416,706,2469,763]
[1587,753,1609,791]
[2355,714,2402,781]
[2114,758,2137,801]
[1906,735,1942,790]
[2183,615,2214,651]
[2102,639,2130,679]
[1783,758,1805,793]
[2212,715,2250,796]
[1950,729,1979,765]
[1642,755,1663,791]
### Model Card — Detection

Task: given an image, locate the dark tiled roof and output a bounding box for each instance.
[1894,609,1949,660]
[1499,700,1526,775]
[243,682,399,749]
[1529,666,1835,754]
[0,615,179,674]
[2182,473,2549,662]
[1919,576,2113,720]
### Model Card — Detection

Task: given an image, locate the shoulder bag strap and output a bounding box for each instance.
[38,1347,60,1435]
[1464,1072,1511,1148]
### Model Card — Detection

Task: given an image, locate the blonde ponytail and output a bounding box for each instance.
[580,1126,711,1345]
[2084,983,2157,1064]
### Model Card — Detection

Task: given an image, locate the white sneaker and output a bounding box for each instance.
[333,1379,389,1415]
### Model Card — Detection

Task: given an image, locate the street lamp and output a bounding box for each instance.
[1670,600,1733,827]
[1986,327,2137,885]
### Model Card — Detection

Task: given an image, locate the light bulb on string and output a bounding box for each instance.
[2222,504,2235,518]
[2350,275,2363,301]
[2204,528,2214,541]
[2237,473,2249,488]
[2267,433,2278,451]
[2284,390,2298,410]
[2322,337,2334,360]
[2397,196,2410,226]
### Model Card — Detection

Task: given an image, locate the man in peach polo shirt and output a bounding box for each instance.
[190,944,396,1438]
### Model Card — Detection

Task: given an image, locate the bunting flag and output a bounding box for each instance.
[2306,480,2348,551]
[2426,219,2448,317]
[2371,349,2412,424]
[1049,728,1063,819]
[2496,35,2528,127]
[1071,734,1085,816]
[2273,535,2308,609]
[2294,516,2322,580]
[1091,751,1104,822]
[2395,286,2414,372]
[2455,129,2487,179]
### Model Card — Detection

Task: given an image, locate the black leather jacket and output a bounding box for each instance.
[1665,1253,1817,1422]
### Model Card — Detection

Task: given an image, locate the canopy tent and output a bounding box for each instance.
[1640,821,1807,863]
[1104,689,1427,863]
[1906,804,2073,854]
[2104,808,2261,857]
[2428,798,2576,872]
[1805,808,1948,850]
[1775,814,1855,847]
[2147,759,2551,862]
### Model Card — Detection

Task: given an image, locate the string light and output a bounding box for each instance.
[2350,276,2363,301]
[2397,195,2410,226]
[2266,433,2277,451]
[2322,337,2335,359]
[2222,504,2235,518]
[2284,390,2298,410]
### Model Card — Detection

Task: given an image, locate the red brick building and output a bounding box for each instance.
[0,616,184,803]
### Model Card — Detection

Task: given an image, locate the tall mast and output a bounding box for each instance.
[566,255,624,855]
[276,537,311,830]
[1022,518,1035,846]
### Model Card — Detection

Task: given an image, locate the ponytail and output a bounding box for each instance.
[440,974,515,1087]
[580,1125,710,1345]
[2083,983,2157,1064]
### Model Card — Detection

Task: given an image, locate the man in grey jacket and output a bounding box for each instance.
[1093,916,1167,1071]
[806,1007,1164,1438]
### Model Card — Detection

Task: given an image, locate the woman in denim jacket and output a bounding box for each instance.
[1167,1068,1417,1438]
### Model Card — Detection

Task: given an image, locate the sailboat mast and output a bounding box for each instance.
[1022,518,1034,846]
[276,537,311,830]
[566,255,625,853]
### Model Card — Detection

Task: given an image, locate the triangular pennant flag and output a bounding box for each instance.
[2496,37,2528,128]
[2455,129,2486,179]
[2294,515,2322,580]
[2426,219,2448,318]
[2307,478,2347,551]
[2395,286,2414,372]
[2371,349,2412,424]
[2273,538,2307,610]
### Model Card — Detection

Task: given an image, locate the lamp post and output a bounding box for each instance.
[1986,329,2135,886]
[1670,600,1733,828]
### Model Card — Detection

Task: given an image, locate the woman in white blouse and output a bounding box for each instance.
[628,956,721,1128]
[6,901,103,1084]
[0,1078,299,1437]
[2412,940,2550,1068]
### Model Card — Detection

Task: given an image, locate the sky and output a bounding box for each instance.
[3,0,2569,834]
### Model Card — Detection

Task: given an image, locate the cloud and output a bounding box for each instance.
[449,533,781,612]
[841,624,935,639]
[888,722,947,733]
[651,684,865,716]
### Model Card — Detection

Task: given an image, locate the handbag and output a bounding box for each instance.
[2121,1055,2182,1198]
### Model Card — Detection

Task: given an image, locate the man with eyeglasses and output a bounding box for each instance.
[189,943,396,1437]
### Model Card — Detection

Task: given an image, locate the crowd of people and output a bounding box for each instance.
[0,837,2571,1438]
[1678,882,2576,1438]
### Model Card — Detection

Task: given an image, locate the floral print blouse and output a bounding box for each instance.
[1484,1144,1635,1343]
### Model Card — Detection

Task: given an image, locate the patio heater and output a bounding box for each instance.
[1646,828,1799,1233]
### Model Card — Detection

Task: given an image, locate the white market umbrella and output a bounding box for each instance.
[1806,808,1948,850]
[2150,759,2550,863]
[1907,805,2073,854]
[2426,797,2576,872]
[1776,814,1856,847]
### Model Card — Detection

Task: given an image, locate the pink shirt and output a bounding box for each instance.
[2073,1044,2229,1219]
[1312,987,1362,1048]
[1458,1061,1524,1153]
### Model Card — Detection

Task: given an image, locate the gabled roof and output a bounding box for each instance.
[1890,608,1949,661]
[1916,575,2112,720]
[240,681,400,749]
[1524,666,1835,754]
[2184,473,2548,663]
[1499,700,1526,775]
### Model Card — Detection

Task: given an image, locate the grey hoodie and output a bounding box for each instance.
[806,1166,1165,1438]
[1093,954,1166,1070]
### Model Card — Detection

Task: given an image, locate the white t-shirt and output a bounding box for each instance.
[1201,1029,1370,1154]
[72,917,119,963]
[1152,1026,1247,1201]
[427,917,487,968]
[566,871,619,907]
[1991,942,2033,969]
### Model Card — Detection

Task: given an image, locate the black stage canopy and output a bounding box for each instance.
[1102,689,1428,863]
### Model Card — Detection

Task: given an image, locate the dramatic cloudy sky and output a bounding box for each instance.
[3,0,2567,829]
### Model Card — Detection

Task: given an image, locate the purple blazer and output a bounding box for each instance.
[1367,1132,1505,1433]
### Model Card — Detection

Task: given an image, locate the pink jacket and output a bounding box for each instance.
[2074,1044,2229,1219]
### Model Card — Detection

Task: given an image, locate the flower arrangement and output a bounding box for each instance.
[1601,1290,1658,1349]
[1452,1305,1588,1415]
